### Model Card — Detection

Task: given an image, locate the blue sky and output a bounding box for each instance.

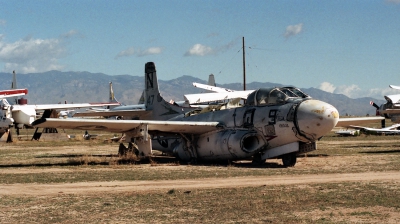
[1,0,400,99]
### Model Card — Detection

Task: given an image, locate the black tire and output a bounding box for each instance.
[282,152,297,167]
[252,153,266,165]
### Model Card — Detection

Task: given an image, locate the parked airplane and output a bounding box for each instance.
[32,62,383,167]
[348,123,400,135]
[369,84,400,128]
[4,71,121,139]
[335,129,360,136]
[0,88,28,138]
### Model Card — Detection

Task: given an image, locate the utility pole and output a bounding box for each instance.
[242,37,246,91]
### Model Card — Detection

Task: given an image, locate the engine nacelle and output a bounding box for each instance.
[173,129,265,161]
[12,107,37,127]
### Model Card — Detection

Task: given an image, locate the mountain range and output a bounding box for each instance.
[0,70,385,116]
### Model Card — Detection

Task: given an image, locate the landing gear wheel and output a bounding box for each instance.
[282,152,297,167]
[252,153,266,165]
[118,143,128,156]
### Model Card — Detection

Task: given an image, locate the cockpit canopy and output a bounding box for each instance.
[245,87,310,106]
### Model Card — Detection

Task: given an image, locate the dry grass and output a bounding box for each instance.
[1,126,400,223]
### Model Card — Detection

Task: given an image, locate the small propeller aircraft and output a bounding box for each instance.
[2,71,121,140]
[32,62,383,167]
[0,88,28,140]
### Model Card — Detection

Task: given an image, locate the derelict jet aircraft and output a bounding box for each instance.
[32,62,383,167]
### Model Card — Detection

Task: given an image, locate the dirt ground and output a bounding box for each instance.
[1,171,399,196]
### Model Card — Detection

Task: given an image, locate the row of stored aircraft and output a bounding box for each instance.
[31,62,386,167]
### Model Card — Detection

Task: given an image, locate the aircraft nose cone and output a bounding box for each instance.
[296,100,339,141]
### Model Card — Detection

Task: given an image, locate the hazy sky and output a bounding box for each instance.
[1,0,400,99]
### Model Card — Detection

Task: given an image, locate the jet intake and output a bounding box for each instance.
[174,129,266,161]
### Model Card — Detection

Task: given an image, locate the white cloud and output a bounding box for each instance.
[335,84,361,98]
[115,46,163,59]
[115,47,135,59]
[0,19,6,26]
[317,81,400,100]
[318,82,336,93]
[60,30,83,39]
[0,36,65,73]
[184,44,214,56]
[284,23,303,38]
[138,47,163,57]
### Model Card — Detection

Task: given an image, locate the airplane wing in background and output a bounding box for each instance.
[73,109,150,118]
[347,123,400,134]
[0,89,28,98]
[192,82,235,93]
[11,102,121,112]
[336,117,385,127]
[184,91,254,104]
[31,118,222,134]
[389,85,400,90]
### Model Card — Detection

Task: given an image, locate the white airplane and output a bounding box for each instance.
[32,62,384,167]
[0,88,28,138]
[367,84,400,128]
[4,71,121,139]
[347,123,400,135]
[335,129,360,136]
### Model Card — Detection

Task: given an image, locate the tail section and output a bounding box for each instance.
[144,62,193,120]
[207,74,216,87]
[10,71,19,104]
[106,82,121,109]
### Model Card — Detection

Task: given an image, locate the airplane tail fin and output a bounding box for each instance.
[144,62,192,120]
[10,71,19,104]
[138,90,145,104]
[207,74,216,87]
[106,82,121,109]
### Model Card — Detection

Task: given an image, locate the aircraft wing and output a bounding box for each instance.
[184,91,254,104]
[389,85,400,90]
[0,89,28,98]
[73,110,150,118]
[12,102,121,111]
[336,117,385,127]
[192,82,234,93]
[31,118,222,134]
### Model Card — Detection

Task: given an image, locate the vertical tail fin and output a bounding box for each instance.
[144,62,192,120]
[107,82,121,109]
[207,74,216,87]
[11,71,17,89]
[109,82,115,102]
[11,71,18,104]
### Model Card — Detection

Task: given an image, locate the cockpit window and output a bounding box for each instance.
[282,86,309,98]
[245,87,310,106]
[280,88,298,97]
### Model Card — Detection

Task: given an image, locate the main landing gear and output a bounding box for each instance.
[281,152,297,167]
